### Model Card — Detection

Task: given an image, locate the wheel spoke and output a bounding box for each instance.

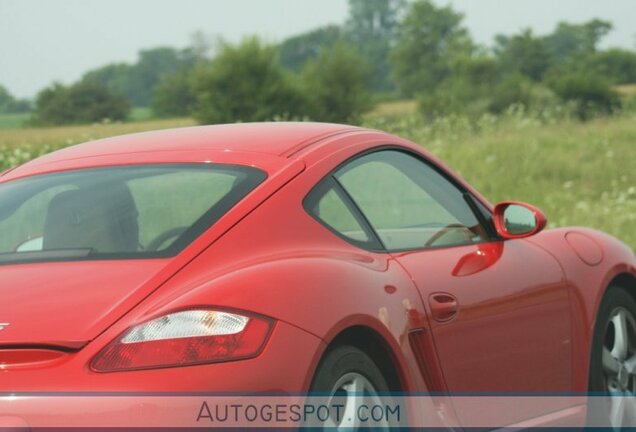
[351,374,366,394]
[605,347,622,374]
[625,354,636,375]
[339,377,365,429]
[612,311,630,361]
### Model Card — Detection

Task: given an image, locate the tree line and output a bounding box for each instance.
[4,0,636,125]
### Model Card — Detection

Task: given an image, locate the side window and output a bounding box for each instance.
[335,150,488,251]
[305,178,381,249]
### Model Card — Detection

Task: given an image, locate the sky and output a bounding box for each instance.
[0,0,634,99]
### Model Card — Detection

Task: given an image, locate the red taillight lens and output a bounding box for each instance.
[91,310,273,372]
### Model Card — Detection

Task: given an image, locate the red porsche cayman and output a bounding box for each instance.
[0,122,635,428]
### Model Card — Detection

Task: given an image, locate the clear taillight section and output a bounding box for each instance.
[91,309,273,372]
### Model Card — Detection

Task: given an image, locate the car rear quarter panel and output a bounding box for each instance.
[129,146,432,393]
[116,133,459,394]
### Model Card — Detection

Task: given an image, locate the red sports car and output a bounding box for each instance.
[0,122,635,429]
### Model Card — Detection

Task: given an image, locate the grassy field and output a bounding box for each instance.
[367,99,418,117]
[1,109,635,250]
[366,110,636,248]
[617,84,636,97]
[0,107,156,130]
[0,113,30,129]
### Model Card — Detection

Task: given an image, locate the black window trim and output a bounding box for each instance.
[303,145,498,253]
[464,192,499,240]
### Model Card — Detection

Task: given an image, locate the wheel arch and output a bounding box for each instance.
[606,272,636,300]
[313,322,408,393]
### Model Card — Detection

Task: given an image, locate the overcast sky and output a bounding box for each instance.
[1,0,634,99]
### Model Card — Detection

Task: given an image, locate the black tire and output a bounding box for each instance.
[588,285,636,427]
[307,345,395,429]
[310,345,390,393]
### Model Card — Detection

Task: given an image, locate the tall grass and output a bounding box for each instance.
[0,118,195,170]
[1,110,635,249]
[366,108,636,248]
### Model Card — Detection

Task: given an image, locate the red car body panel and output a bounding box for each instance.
[0,123,635,428]
[0,259,169,346]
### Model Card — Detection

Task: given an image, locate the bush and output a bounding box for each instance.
[418,56,497,119]
[587,49,636,85]
[32,80,130,125]
[192,37,307,124]
[546,71,621,120]
[488,74,558,114]
[301,42,372,124]
[418,77,489,119]
[489,75,535,113]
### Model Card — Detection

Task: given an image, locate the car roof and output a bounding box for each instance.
[1,122,365,180]
[49,122,361,159]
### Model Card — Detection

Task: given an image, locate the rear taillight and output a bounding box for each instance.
[91,309,273,372]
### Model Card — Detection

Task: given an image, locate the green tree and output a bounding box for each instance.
[390,0,473,96]
[345,0,406,92]
[81,63,135,103]
[129,47,185,106]
[544,19,612,62]
[0,86,12,113]
[418,56,498,118]
[192,37,307,124]
[32,80,129,125]
[82,46,201,107]
[279,25,342,71]
[494,29,553,81]
[301,42,372,124]
[151,69,196,117]
[0,85,30,113]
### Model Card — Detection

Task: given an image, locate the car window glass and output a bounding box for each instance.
[314,186,370,243]
[335,150,488,250]
[305,176,377,247]
[128,170,235,248]
[0,164,265,264]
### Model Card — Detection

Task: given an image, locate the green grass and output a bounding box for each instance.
[0,113,29,129]
[129,107,154,122]
[0,107,154,130]
[1,109,635,250]
[365,110,636,249]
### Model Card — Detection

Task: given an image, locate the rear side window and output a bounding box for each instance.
[0,164,265,264]
[304,177,382,250]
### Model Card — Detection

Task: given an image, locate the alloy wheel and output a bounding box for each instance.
[602,307,636,428]
[324,371,390,429]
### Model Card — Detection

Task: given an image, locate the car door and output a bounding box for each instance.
[333,148,573,425]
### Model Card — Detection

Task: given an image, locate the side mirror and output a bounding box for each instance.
[493,201,547,239]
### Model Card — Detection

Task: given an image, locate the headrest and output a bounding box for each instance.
[43,183,139,253]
